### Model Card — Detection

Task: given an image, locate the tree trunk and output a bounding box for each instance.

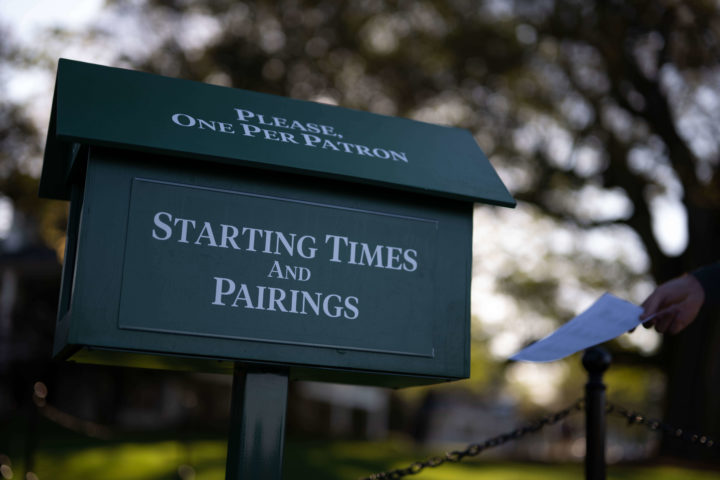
[658,200,720,462]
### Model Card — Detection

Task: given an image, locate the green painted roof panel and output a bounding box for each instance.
[40,59,515,206]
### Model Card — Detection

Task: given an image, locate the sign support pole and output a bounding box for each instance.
[225,364,289,480]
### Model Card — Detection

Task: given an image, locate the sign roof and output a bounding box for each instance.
[40,59,515,206]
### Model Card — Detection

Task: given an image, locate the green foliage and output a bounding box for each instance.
[604,366,666,408]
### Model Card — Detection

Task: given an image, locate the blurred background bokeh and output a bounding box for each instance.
[1,1,719,479]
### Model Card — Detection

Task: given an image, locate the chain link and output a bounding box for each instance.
[361,397,718,480]
[606,402,717,449]
[361,398,585,480]
[32,382,718,480]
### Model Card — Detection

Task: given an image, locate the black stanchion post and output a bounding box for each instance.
[582,347,611,480]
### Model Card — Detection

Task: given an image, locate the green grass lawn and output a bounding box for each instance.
[2,421,718,480]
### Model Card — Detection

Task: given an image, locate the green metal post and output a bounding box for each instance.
[225,364,289,480]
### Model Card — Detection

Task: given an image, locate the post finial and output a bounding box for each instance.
[582,347,612,374]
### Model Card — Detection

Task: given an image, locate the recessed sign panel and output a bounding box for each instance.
[119,178,437,358]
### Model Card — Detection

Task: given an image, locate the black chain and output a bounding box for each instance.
[360,398,585,480]
[606,402,717,449]
[361,397,719,480]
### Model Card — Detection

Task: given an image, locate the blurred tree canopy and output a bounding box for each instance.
[1,0,719,460]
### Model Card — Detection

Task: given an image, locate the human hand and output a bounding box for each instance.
[639,274,705,334]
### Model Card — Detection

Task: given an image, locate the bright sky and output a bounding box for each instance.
[1,0,107,97]
[0,0,104,37]
[0,1,105,239]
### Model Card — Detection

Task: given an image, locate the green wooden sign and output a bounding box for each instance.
[41,60,514,387]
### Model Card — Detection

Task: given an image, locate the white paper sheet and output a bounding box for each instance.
[509,293,645,363]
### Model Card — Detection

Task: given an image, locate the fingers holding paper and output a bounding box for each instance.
[639,274,705,335]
